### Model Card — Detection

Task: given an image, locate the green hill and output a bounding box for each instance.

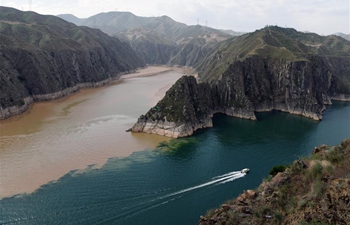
[197,26,350,84]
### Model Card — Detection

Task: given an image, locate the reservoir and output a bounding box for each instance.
[0,67,349,225]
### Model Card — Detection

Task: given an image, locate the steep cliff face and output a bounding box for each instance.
[131,75,255,138]
[131,76,217,138]
[0,7,145,119]
[132,27,350,137]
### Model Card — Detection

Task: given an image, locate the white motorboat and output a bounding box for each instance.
[241,168,250,173]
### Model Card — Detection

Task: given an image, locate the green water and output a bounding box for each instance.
[0,102,349,225]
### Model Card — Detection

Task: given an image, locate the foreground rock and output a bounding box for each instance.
[132,26,350,137]
[199,139,350,225]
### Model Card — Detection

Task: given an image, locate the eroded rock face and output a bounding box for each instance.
[132,56,347,137]
[132,27,350,138]
[216,56,335,121]
[131,33,350,137]
[0,7,145,119]
[131,76,216,138]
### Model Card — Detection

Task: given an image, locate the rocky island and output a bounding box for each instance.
[132,26,350,138]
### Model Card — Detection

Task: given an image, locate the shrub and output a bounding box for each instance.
[269,165,287,176]
[311,162,323,178]
[206,208,216,218]
[313,177,326,198]
[274,212,283,222]
[326,149,344,164]
[18,99,25,106]
[264,175,273,182]
[228,211,238,223]
[298,199,307,208]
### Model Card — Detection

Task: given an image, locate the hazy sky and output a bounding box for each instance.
[1,0,349,35]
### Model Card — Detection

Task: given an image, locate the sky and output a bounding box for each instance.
[1,0,349,35]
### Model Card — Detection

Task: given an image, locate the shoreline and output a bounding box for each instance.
[0,66,192,121]
[0,66,185,198]
[120,66,173,79]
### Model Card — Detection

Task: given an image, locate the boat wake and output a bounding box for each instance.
[166,171,246,198]
[95,170,247,224]
[1,170,247,225]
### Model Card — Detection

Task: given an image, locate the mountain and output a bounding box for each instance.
[219,29,245,36]
[59,11,233,65]
[78,11,156,35]
[56,14,85,25]
[199,138,350,225]
[0,7,145,120]
[131,26,350,138]
[116,23,232,65]
[334,32,350,41]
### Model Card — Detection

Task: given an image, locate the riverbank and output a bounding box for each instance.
[0,66,190,121]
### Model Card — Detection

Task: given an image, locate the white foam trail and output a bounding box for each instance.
[218,173,246,184]
[105,171,246,222]
[212,171,241,179]
[164,171,245,198]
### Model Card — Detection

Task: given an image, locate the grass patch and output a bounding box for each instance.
[269,165,287,176]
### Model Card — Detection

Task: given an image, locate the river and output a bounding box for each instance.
[0,66,181,197]
[0,67,349,225]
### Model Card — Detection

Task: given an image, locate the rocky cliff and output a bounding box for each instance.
[199,138,350,225]
[131,27,350,137]
[131,75,256,137]
[0,7,145,119]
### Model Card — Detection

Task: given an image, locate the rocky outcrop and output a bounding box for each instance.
[0,7,145,119]
[199,139,350,225]
[131,76,217,138]
[132,55,349,137]
[132,27,350,138]
[131,75,256,137]
[0,97,33,120]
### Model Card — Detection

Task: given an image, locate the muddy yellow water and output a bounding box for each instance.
[0,67,185,198]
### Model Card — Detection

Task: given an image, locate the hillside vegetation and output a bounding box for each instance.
[197,26,350,84]
[200,138,350,225]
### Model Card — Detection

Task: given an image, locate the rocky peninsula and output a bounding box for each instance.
[131,26,350,138]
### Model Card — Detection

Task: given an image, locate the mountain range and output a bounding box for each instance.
[333,32,350,41]
[58,11,234,66]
